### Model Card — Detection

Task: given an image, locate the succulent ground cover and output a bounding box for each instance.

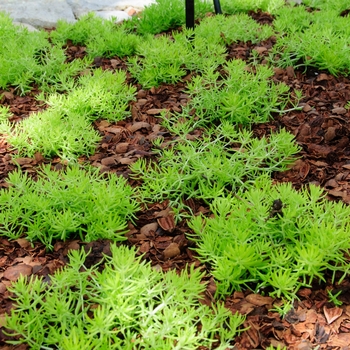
[1,0,350,348]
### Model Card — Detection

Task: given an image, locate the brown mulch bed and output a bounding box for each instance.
[1,10,350,350]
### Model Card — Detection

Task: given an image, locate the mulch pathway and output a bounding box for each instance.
[1,10,350,349]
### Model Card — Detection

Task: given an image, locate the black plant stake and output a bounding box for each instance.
[185,0,222,30]
[185,0,195,29]
[213,0,222,14]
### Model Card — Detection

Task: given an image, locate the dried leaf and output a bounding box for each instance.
[323,306,343,324]
[328,333,350,347]
[3,264,32,281]
[15,238,31,249]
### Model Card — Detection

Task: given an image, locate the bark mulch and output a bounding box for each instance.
[1,11,350,349]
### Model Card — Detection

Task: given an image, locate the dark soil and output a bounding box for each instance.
[1,10,350,350]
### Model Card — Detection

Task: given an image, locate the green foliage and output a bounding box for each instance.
[189,176,350,299]
[7,109,100,160]
[128,14,274,88]
[186,59,290,125]
[302,0,350,12]
[327,289,343,307]
[0,105,11,123]
[0,12,88,94]
[4,69,135,161]
[128,34,191,88]
[265,346,287,350]
[50,13,140,58]
[5,244,245,349]
[126,0,211,35]
[193,13,274,45]
[272,6,350,75]
[45,68,136,122]
[0,166,139,249]
[131,122,300,205]
[269,300,293,318]
[0,12,48,93]
[219,0,285,14]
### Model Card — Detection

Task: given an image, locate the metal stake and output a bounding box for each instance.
[185,0,195,29]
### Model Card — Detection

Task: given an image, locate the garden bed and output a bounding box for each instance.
[1,0,350,348]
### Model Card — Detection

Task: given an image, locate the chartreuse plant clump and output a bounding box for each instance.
[189,176,350,300]
[128,14,274,88]
[124,0,212,35]
[0,165,139,250]
[1,69,135,161]
[5,245,245,349]
[131,122,300,206]
[44,68,136,122]
[185,59,290,126]
[50,13,140,58]
[0,12,88,95]
[272,3,350,75]
[218,0,285,14]
[302,0,350,12]
[2,109,101,161]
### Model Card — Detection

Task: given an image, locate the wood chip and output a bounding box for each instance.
[331,107,347,115]
[115,143,129,153]
[11,157,33,165]
[140,222,158,236]
[128,122,152,132]
[146,108,167,115]
[245,293,273,306]
[157,214,175,232]
[163,242,180,259]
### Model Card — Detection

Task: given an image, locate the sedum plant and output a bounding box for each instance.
[192,12,274,46]
[5,109,101,161]
[186,59,290,126]
[50,13,140,58]
[0,12,88,94]
[125,0,212,35]
[302,0,350,12]
[128,31,227,88]
[0,165,139,250]
[128,34,191,88]
[0,12,49,93]
[0,105,12,123]
[189,176,350,300]
[128,14,274,88]
[131,122,300,206]
[45,68,136,122]
[5,244,245,349]
[272,6,350,75]
[219,0,285,14]
[3,69,135,161]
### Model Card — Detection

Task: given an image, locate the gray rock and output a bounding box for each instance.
[94,10,131,23]
[0,0,156,28]
[67,0,155,12]
[0,0,76,28]
[12,21,39,32]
